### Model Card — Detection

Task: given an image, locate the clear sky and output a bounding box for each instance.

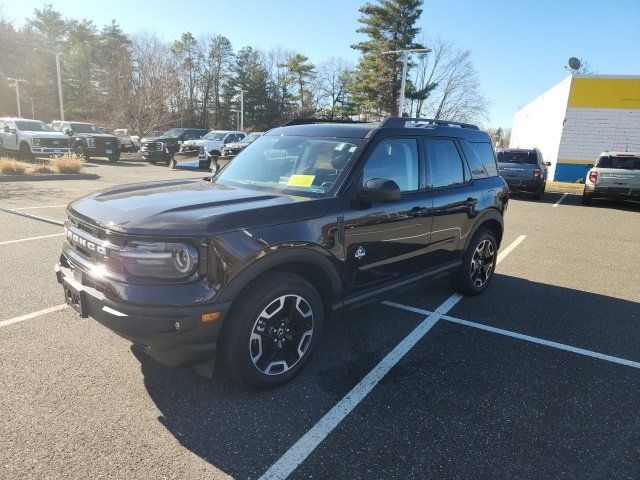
[2,0,639,127]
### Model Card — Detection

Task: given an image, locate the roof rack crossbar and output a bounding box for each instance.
[281,118,372,127]
[379,117,479,130]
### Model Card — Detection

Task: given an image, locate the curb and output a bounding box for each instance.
[0,173,100,182]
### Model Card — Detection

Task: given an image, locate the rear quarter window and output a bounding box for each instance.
[472,142,499,176]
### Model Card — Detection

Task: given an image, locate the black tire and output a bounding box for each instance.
[450,228,498,296]
[533,183,545,200]
[149,159,156,164]
[169,158,177,169]
[220,272,324,389]
[19,142,34,162]
[74,145,90,161]
[108,155,119,163]
[582,193,592,205]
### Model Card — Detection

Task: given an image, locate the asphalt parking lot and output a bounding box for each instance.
[1,161,639,480]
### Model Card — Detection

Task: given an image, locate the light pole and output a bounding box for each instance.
[54,52,65,121]
[25,96,35,118]
[239,89,244,132]
[7,77,26,117]
[382,48,430,116]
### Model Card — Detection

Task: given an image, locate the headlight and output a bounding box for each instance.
[157,142,164,151]
[32,138,41,146]
[111,241,198,280]
[87,137,96,148]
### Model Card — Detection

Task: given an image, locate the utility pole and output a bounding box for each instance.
[382,48,430,116]
[54,52,65,121]
[7,77,26,117]
[240,89,244,132]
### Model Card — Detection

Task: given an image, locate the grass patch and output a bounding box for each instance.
[51,153,84,174]
[0,158,29,175]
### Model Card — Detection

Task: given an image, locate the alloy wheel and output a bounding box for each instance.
[470,239,495,288]
[249,294,314,376]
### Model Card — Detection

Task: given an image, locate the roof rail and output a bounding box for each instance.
[379,117,479,130]
[280,118,372,127]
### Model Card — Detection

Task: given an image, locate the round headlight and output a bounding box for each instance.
[174,245,197,273]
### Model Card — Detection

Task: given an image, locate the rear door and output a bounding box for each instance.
[343,137,433,290]
[423,137,480,265]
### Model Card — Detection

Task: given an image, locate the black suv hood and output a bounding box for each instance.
[72,133,117,139]
[67,179,330,236]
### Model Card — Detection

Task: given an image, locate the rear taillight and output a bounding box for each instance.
[533,168,541,178]
[588,171,598,183]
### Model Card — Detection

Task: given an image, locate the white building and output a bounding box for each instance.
[510,75,640,182]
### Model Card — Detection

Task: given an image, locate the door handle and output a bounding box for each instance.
[464,197,478,207]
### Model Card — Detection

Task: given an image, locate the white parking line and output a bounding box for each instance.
[383,303,640,370]
[12,204,67,210]
[553,193,568,207]
[259,235,526,480]
[0,304,68,329]
[0,232,65,246]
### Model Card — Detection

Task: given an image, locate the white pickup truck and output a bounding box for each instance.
[583,151,640,205]
[0,117,71,161]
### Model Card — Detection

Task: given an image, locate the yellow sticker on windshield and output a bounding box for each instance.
[287,175,315,187]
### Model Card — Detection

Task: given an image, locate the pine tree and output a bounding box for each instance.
[351,0,424,115]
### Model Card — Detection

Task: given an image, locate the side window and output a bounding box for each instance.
[460,140,488,179]
[363,138,419,192]
[423,138,465,188]
[470,142,498,177]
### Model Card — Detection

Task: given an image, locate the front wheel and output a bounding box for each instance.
[108,155,119,163]
[169,157,177,169]
[220,272,324,389]
[19,143,34,162]
[450,228,498,296]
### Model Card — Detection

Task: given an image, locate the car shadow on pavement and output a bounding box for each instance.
[132,296,428,479]
[134,275,640,479]
[84,159,147,167]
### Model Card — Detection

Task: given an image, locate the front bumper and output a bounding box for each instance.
[31,148,71,156]
[504,178,543,192]
[55,262,230,367]
[89,148,119,158]
[141,150,171,162]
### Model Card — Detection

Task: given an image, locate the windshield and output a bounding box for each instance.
[15,121,52,132]
[246,132,262,143]
[161,128,185,138]
[71,123,102,134]
[596,155,640,170]
[216,136,361,197]
[497,150,537,165]
[203,132,226,141]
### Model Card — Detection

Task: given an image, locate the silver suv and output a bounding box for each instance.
[582,152,640,205]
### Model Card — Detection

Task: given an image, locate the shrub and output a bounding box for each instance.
[51,153,84,174]
[30,160,54,174]
[0,158,28,175]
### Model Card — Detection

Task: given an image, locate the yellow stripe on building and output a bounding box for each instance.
[568,77,640,109]
[557,158,595,165]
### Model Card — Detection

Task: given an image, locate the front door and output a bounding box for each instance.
[3,121,18,150]
[343,137,433,290]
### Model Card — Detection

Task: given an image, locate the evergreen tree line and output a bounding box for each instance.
[0,1,488,135]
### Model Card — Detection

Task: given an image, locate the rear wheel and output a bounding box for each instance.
[582,192,592,205]
[221,272,324,389]
[19,142,34,162]
[450,228,497,296]
[533,182,545,200]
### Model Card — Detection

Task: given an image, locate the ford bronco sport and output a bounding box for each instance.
[55,117,508,389]
[582,151,640,205]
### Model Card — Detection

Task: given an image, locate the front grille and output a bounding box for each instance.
[40,138,69,148]
[142,141,159,151]
[96,138,118,150]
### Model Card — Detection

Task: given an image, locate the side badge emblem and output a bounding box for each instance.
[355,245,366,260]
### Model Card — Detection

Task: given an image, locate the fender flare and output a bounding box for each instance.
[463,208,504,251]
[215,246,343,304]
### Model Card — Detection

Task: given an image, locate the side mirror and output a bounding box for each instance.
[3,125,10,133]
[65,129,73,136]
[545,161,551,166]
[362,178,401,203]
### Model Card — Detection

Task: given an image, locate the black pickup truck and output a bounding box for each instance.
[56,117,507,389]
[52,121,120,162]
[140,128,208,164]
